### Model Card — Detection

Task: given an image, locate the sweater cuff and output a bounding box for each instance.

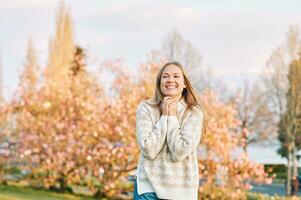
[158,115,168,130]
[168,116,180,128]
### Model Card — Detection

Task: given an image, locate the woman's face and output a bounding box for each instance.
[160,64,186,100]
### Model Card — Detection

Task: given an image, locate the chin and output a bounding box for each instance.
[163,92,173,96]
[164,94,179,98]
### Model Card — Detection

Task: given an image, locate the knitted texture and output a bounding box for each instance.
[135,98,203,200]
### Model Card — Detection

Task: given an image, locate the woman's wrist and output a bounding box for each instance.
[162,112,168,116]
[168,112,176,116]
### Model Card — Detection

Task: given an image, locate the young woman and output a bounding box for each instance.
[134,62,205,200]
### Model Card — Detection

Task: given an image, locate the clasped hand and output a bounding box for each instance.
[162,96,177,116]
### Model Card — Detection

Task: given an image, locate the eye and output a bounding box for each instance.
[174,76,179,78]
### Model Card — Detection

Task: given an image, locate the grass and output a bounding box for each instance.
[0,185,98,200]
[272,179,286,185]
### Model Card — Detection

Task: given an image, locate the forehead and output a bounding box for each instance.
[162,64,183,74]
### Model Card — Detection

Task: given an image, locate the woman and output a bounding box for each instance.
[134,62,205,200]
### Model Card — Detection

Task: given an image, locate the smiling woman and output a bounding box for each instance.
[134,62,205,200]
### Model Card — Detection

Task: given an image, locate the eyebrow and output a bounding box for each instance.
[162,73,180,75]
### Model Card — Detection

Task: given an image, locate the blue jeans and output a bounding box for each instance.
[133,178,159,200]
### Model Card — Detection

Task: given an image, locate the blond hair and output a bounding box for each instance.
[147,62,200,110]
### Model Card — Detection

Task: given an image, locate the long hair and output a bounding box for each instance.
[146,62,199,110]
[144,61,207,136]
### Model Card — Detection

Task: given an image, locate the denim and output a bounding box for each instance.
[133,178,159,200]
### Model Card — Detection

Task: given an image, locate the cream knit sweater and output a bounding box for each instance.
[135,98,203,200]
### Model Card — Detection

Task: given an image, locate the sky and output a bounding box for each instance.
[1,0,301,100]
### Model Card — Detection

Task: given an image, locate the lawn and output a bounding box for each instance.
[0,185,98,200]
[3,184,301,200]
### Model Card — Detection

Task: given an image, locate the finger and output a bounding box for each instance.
[167,99,175,105]
[164,99,173,105]
[164,96,173,101]
[164,100,170,107]
[166,101,173,107]
[168,97,175,102]
[163,96,171,100]
[170,99,176,104]
[165,98,173,103]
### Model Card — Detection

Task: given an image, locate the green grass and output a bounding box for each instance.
[0,185,98,200]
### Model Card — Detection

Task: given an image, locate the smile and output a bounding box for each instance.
[165,85,177,89]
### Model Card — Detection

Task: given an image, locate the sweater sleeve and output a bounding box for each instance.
[166,109,203,162]
[136,102,168,160]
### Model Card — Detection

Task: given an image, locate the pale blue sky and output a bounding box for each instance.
[1,0,301,99]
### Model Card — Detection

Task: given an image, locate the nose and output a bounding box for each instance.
[167,76,175,82]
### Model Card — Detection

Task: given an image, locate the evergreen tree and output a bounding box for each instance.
[44,2,74,87]
[18,38,39,98]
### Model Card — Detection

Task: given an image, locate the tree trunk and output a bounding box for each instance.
[293,143,298,177]
[292,142,299,195]
[286,145,292,196]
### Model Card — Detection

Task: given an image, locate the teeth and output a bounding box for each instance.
[166,86,177,89]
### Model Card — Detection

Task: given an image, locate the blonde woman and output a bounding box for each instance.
[134,62,205,200]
